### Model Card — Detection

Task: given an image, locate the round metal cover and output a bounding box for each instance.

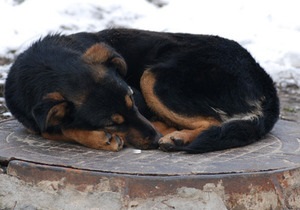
[0,119,299,176]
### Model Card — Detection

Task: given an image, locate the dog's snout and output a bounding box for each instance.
[126,126,161,150]
[144,131,162,149]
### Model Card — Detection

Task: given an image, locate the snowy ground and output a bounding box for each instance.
[0,0,300,87]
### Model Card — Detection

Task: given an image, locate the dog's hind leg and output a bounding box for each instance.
[140,69,221,151]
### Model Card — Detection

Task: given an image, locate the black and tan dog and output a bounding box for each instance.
[4,28,279,153]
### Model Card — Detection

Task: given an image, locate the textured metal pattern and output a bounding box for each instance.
[0,119,300,175]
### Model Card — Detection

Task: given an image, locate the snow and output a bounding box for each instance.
[0,0,300,86]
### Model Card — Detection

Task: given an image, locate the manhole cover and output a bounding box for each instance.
[0,119,299,175]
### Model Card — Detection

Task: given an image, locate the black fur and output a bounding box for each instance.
[5,28,279,153]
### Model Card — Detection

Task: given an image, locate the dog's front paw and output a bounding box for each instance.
[158,131,186,152]
[61,129,124,152]
[104,132,124,152]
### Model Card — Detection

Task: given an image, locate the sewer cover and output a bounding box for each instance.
[0,119,299,175]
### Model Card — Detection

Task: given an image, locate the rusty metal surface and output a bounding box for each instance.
[0,119,300,175]
[6,160,300,209]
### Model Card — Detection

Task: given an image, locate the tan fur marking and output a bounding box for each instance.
[82,43,112,64]
[43,92,64,101]
[140,70,221,130]
[44,91,86,108]
[46,102,68,127]
[151,121,177,136]
[125,95,133,109]
[111,57,127,76]
[62,129,124,151]
[90,65,107,81]
[111,114,125,124]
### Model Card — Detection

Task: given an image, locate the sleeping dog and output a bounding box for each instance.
[4,28,279,153]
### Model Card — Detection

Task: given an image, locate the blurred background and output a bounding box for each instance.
[0,0,299,119]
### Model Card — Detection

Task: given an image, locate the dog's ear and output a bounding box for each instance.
[32,93,70,132]
[82,43,127,76]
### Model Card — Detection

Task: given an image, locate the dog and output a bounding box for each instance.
[4,28,279,153]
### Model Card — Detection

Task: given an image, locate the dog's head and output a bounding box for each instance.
[32,43,160,150]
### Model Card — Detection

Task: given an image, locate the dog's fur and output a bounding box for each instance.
[5,28,279,153]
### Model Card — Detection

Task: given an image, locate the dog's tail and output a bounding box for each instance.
[180,88,279,154]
